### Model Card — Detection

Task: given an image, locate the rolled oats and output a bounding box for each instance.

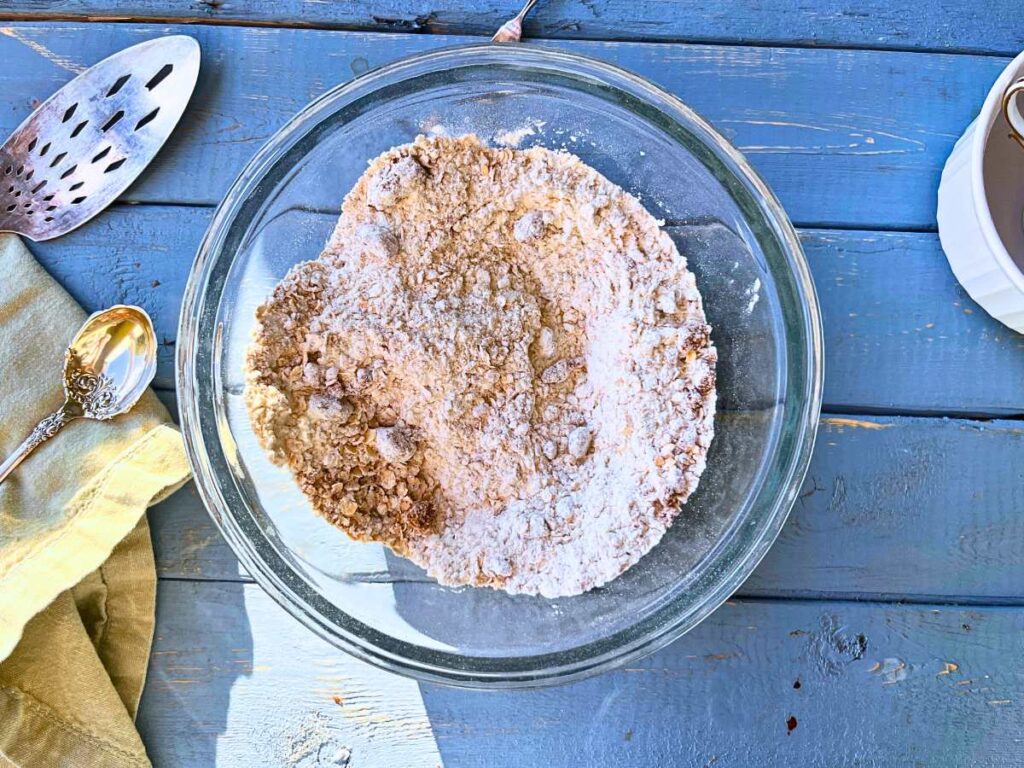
[244,135,716,597]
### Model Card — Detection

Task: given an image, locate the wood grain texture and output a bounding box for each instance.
[743,415,1024,602]
[423,599,1024,766]
[28,205,192,389]
[148,413,1024,602]
[2,1,1023,56]
[139,580,443,768]
[802,228,1024,417]
[138,579,1024,767]
[11,9,1019,766]
[30,207,1024,413]
[0,23,1007,229]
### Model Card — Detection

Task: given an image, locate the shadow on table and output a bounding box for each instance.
[135,574,253,767]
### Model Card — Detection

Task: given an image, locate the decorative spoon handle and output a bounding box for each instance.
[0,305,156,485]
[0,402,78,485]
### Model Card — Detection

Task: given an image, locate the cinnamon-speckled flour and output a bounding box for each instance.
[245,135,716,597]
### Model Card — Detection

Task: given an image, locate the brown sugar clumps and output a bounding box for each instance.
[245,135,716,597]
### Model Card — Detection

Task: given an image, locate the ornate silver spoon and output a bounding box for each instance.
[0,305,158,485]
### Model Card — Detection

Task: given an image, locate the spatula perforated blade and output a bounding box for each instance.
[0,35,200,241]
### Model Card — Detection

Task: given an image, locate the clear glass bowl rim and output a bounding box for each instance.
[177,42,824,688]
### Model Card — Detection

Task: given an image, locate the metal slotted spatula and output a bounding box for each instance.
[0,35,200,241]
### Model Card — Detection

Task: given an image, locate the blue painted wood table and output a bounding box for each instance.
[5,2,1024,765]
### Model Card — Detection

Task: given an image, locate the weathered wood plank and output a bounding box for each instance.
[138,579,1024,767]
[151,480,247,582]
[0,23,1005,229]
[28,205,195,389]
[149,413,1024,602]
[3,1,1022,56]
[743,415,1024,602]
[30,206,1024,413]
[138,579,443,768]
[422,600,1024,766]
[802,228,1024,417]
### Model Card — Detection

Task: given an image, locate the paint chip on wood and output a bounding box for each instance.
[823,417,892,431]
[870,657,908,685]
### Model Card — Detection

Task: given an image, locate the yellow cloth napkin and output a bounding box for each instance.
[0,234,191,766]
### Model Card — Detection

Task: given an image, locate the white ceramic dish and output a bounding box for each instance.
[938,50,1024,332]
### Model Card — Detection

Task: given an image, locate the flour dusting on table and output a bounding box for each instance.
[245,135,716,597]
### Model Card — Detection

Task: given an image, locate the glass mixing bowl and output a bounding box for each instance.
[177,44,822,687]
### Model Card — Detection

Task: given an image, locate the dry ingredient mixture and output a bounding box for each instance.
[245,135,716,598]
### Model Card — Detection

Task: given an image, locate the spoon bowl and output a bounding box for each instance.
[64,305,158,419]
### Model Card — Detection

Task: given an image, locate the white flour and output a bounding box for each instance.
[492,119,546,148]
[245,135,716,597]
